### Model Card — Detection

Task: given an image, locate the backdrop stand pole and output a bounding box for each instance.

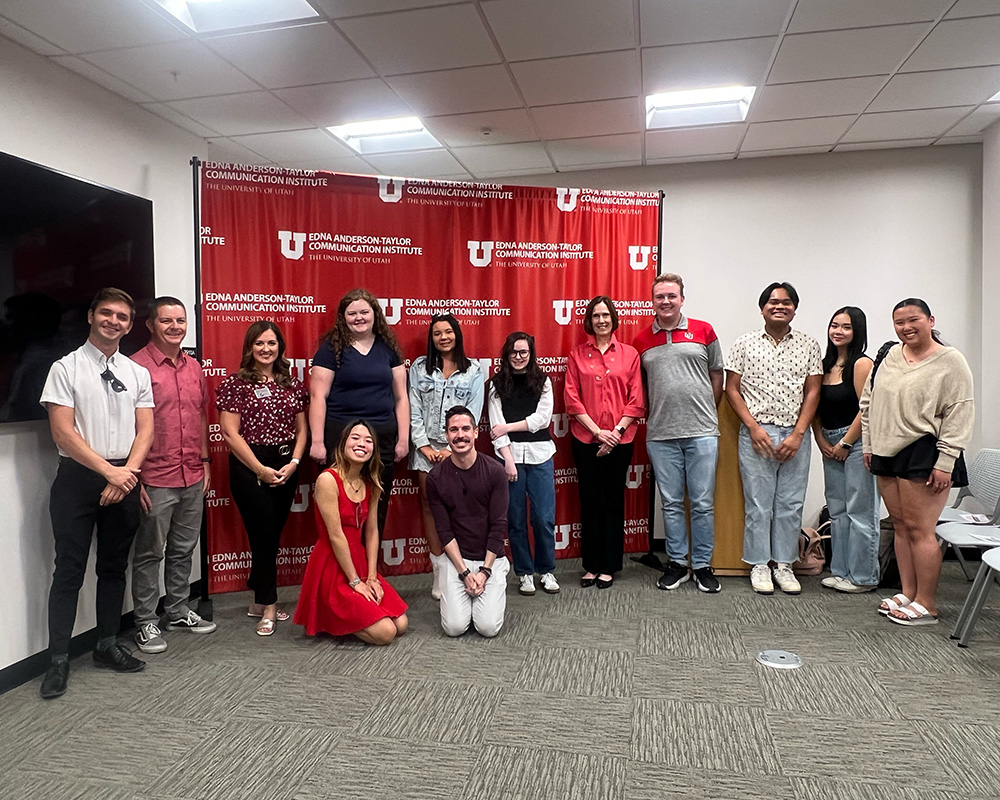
[190,155,213,621]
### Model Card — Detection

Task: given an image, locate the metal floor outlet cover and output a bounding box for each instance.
[755,649,803,669]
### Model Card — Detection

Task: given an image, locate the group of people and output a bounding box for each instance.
[37,275,974,697]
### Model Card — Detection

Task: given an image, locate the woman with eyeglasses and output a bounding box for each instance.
[217,321,308,636]
[294,420,408,644]
[564,296,644,589]
[488,332,559,596]
[409,313,485,599]
[308,289,409,537]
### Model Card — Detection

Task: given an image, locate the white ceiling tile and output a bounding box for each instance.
[841,107,975,142]
[640,0,791,47]
[647,153,733,164]
[559,160,643,172]
[642,37,777,94]
[834,138,936,151]
[902,16,1000,72]
[364,149,466,178]
[645,125,746,158]
[229,129,354,162]
[50,56,157,103]
[531,98,640,140]
[934,135,984,144]
[788,0,949,33]
[946,1,1000,19]
[168,92,314,136]
[483,0,635,62]
[82,40,259,101]
[0,17,66,55]
[751,76,884,122]
[203,23,374,88]
[205,138,274,166]
[869,66,1000,112]
[546,133,642,167]
[476,166,557,179]
[0,0,186,54]
[742,115,855,150]
[279,156,378,174]
[310,0,461,18]
[738,146,832,158]
[943,103,1000,135]
[769,25,927,84]
[337,5,498,75]
[275,79,412,126]
[386,66,521,116]
[451,142,552,174]
[140,103,223,137]
[510,51,639,107]
[424,109,538,147]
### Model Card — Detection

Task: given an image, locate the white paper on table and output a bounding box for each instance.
[960,513,992,524]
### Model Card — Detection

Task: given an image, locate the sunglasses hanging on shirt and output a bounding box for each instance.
[101,367,127,393]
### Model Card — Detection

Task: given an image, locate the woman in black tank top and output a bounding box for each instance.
[810,307,879,592]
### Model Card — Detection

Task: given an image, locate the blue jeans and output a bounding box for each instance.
[507,458,556,576]
[739,424,811,565]
[822,426,880,586]
[647,437,719,569]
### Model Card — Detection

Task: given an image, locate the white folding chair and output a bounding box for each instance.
[938,448,1000,525]
[951,547,1000,647]
[936,521,1000,581]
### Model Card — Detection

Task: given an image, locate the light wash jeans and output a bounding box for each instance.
[507,458,556,577]
[821,426,880,586]
[646,437,719,569]
[739,424,810,565]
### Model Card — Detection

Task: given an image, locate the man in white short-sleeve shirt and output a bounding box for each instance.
[37,288,154,699]
[725,282,822,596]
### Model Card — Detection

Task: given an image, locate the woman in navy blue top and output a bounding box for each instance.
[309,289,409,535]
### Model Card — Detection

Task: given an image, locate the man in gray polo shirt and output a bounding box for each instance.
[634,273,725,593]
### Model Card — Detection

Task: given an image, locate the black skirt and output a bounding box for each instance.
[869,433,968,487]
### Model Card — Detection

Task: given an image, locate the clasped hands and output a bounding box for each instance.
[100,464,141,506]
[351,575,385,603]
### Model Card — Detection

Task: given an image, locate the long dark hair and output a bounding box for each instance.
[893,297,944,344]
[491,331,545,399]
[822,306,868,387]
[424,313,471,375]
[319,288,402,365]
[238,320,293,387]
[331,419,383,498]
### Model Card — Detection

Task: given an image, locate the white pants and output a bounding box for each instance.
[440,556,509,638]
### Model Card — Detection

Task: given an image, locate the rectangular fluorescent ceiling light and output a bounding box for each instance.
[645,86,756,129]
[328,117,442,154]
[990,89,1000,102]
[150,0,318,33]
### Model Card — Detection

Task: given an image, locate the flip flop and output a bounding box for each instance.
[247,608,290,621]
[878,593,911,616]
[255,618,276,636]
[888,601,939,626]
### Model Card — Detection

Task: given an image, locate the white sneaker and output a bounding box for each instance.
[518,574,536,595]
[773,563,802,595]
[750,564,774,595]
[821,575,844,589]
[135,622,167,653]
[833,578,876,594]
[539,572,560,594]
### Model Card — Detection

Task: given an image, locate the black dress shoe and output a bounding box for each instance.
[93,644,146,673]
[596,576,613,589]
[39,660,69,699]
[580,575,597,588]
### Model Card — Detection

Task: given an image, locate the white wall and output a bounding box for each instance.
[511,146,985,525]
[1,39,206,671]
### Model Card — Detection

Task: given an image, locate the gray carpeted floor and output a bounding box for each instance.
[3,558,1000,800]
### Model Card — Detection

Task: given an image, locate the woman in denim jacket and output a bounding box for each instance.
[409,313,484,598]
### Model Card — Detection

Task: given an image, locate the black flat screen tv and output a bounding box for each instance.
[0,151,154,423]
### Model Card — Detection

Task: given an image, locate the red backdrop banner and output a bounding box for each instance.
[199,163,661,593]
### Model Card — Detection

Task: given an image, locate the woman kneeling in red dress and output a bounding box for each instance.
[294,420,408,645]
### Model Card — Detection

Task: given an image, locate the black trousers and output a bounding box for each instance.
[229,446,297,606]
[324,419,397,537]
[571,438,634,575]
[48,458,141,656]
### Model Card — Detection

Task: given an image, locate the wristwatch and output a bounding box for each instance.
[838,441,853,450]
[458,569,471,581]
[617,426,626,436]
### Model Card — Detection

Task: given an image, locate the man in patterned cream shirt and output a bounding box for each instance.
[725,282,822,595]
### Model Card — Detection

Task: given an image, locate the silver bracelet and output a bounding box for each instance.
[348,577,361,587]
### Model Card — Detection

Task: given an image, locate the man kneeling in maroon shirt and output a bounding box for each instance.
[426,406,509,637]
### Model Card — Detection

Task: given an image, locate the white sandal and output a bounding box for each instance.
[888,601,939,626]
[255,618,276,636]
[878,593,911,616]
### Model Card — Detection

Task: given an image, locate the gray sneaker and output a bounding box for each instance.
[135,622,167,654]
[167,610,217,634]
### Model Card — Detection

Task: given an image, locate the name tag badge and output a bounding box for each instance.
[254,385,272,399]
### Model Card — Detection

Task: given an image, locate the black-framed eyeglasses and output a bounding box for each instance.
[101,368,127,393]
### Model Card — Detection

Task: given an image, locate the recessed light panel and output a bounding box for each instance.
[646,86,757,129]
[149,0,319,33]
[328,117,442,154]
